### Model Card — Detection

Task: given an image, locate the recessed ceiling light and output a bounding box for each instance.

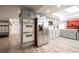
[52,13,58,16]
[65,6,79,13]
[46,10,50,13]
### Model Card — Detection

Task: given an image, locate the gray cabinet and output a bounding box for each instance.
[23,33,34,43]
[21,19,35,48]
[60,29,77,40]
[21,9,35,19]
[20,8,36,48]
[77,33,79,41]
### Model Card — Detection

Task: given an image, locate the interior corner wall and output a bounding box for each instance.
[0,6,20,35]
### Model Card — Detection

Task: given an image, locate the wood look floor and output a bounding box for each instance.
[0,34,79,53]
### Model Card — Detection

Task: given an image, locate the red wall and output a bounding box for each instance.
[67,19,79,29]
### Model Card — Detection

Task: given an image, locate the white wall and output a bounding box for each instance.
[59,23,65,29]
[0,6,20,35]
[59,16,67,29]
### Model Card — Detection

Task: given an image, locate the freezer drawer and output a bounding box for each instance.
[23,23,34,32]
[23,32,34,43]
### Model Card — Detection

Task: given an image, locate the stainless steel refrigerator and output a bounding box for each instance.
[35,17,49,47]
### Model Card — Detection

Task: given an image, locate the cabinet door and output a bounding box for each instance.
[22,19,35,47]
[77,33,79,40]
[23,23,34,32]
[29,11,34,18]
[55,30,60,38]
[23,33,34,43]
[22,10,30,18]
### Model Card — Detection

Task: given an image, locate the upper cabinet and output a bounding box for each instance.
[21,8,36,19]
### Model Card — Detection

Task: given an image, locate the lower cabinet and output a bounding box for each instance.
[21,18,35,48]
[77,33,79,41]
[23,23,34,32]
[60,29,77,40]
[23,33,34,43]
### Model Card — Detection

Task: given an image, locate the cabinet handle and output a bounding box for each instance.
[26,25,32,27]
[26,34,32,37]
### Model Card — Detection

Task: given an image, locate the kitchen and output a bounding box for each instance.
[0,5,79,53]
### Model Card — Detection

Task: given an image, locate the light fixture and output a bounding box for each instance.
[65,6,79,13]
[51,13,58,16]
[46,10,50,13]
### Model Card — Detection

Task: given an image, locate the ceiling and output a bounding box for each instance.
[21,5,79,20]
[52,5,79,21]
[35,5,72,16]
[20,5,43,11]
[21,5,72,13]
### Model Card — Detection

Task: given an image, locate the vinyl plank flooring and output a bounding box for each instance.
[0,34,79,53]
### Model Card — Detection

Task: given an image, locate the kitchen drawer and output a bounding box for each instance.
[23,33,34,43]
[23,23,34,32]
